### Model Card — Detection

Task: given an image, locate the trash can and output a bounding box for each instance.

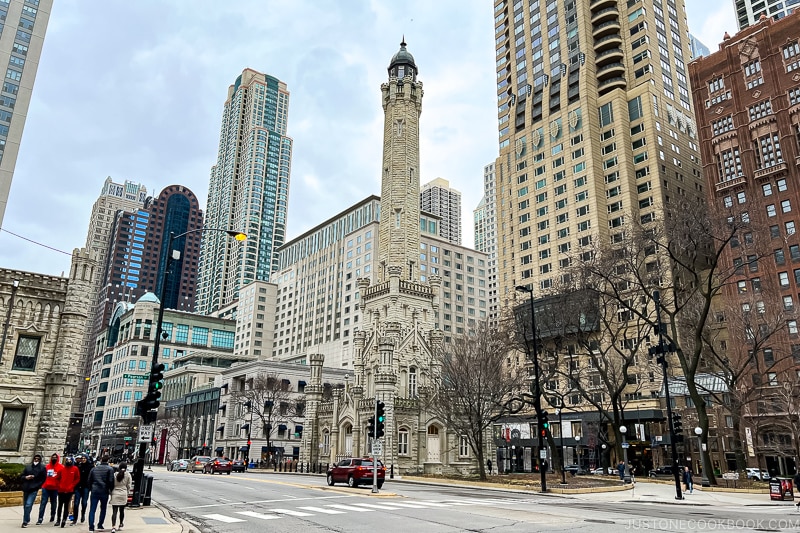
[142,473,154,506]
[769,477,794,501]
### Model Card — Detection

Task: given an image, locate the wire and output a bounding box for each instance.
[0,227,73,256]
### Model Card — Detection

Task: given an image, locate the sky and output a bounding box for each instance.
[0,0,737,277]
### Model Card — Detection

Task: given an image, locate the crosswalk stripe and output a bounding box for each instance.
[235,511,279,520]
[350,502,406,510]
[325,504,374,512]
[269,508,313,517]
[383,502,432,509]
[202,513,245,523]
[407,501,451,507]
[297,506,346,514]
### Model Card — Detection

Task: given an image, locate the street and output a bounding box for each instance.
[151,469,798,532]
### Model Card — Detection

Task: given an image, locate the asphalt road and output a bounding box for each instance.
[151,469,795,532]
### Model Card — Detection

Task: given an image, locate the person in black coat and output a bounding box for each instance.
[19,454,46,528]
[71,454,93,525]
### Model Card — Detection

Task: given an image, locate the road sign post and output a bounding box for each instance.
[138,425,154,444]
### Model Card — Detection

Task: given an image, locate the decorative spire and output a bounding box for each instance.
[401,35,406,47]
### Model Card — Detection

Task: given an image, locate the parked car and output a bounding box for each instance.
[327,457,385,488]
[168,459,188,472]
[591,467,613,475]
[187,455,211,473]
[203,457,232,475]
[746,468,770,481]
[231,459,246,473]
[649,466,674,478]
[564,464,588,476]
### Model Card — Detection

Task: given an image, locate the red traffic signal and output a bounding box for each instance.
[247,440,252,446]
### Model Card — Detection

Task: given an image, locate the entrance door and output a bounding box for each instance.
[427,426,440,463]
[345,425,353,456]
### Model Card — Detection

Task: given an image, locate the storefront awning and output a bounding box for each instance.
[298,380,307,387]
[278,424,287,431]
[215,447,223,452]
[216,425,224,432]
[239,445,248,451]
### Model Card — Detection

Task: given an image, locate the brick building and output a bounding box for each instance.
[689,12,800,475]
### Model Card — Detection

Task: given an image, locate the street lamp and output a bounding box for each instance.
[515,285,547,493]
[620,425,631,484]
[575,435,581,470]
[264,400,274,467]
[134,228,246,494]
[242,400,253,468]
[601,444,607,474]
[694,427,710,487]
[556,408,566,485]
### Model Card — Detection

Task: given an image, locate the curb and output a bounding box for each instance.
[391,477,633,497]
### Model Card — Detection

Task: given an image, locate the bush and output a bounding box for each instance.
[0,462,25,492]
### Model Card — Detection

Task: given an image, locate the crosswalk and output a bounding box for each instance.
[201,497,536,523]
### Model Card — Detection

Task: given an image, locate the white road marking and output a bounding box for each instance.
[184,494,348,509]
[269,508,313,517]
[325,504,374,512]
[350,502,406,510]
[202,514,245,523]
[235,511,279,520]
[218,498,231,502]
[297,506,346,514]
[409,501,452,507]
[382,502,431,509]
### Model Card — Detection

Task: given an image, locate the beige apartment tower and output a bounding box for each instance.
[0,0,52,226]
[492,0,704,304]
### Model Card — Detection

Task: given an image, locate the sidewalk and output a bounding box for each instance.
[0,502,192,533]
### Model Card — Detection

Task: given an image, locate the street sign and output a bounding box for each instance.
[371,441,383,456]
[621,442,630,449]
[137,424,153,443]
[123,437,132,441]
[123,373,149,380]
[722,472,739,480]
[539,449,547,459]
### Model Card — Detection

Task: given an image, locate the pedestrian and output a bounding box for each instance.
[56,457,80,528]
[19,454,47,528]
[72,454,93,525]
[486,459,492,475]
[37,453,63,525]
[617,461,625,481]
[109,462,132,533]
[87,455,115,533]
[629,463,636,484]
[683,466,693,494]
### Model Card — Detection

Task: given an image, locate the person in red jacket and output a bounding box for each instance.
[37,453,63,525]
[56,457,80,528]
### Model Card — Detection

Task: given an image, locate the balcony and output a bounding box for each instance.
[591,7,619,24]
[597,62,625,79]
[596,47,623,67]
[590,0,617,9]
[594,33,623,52]
[715,175,747,192]
[754,162,787,180]
[598,76,626,93]
[592,20,621,38]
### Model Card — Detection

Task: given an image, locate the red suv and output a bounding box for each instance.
[203,457,233,475]
[327,457,385,488]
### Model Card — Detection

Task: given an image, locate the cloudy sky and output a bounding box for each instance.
[0,0,737,277]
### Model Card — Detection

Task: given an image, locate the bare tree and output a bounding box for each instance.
[426,319,528,480]
[155,412,186,460]
[231,373,302,463]
[566,194,777,485]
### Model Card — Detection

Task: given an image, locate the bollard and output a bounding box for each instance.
[273,461,277,472]
[391,464,394,479]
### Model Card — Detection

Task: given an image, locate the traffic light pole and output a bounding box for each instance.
[372,397,379,494]
[653,290,683,501]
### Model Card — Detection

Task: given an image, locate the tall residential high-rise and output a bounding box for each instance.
[733,0,793,30]
[420,177,462,245]
[73,177,147,428]
[0,0,52,227]
[491,0,704,306]
[196,68,292,315]
[474,162,499,321]
[688,33,711,60]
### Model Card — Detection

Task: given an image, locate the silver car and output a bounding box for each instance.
[168,458,189,472]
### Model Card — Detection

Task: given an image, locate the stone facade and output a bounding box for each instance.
[301,42,473,475]
[0,248,95,463]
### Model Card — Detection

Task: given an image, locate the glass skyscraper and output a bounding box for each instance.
[0,0,53,226]
[197,68,292,315]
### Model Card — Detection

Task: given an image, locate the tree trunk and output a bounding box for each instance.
[729,402,748,473]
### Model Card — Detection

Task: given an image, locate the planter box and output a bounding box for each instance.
[0,491,41,507]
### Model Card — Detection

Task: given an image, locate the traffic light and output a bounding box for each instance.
[367,416,375,438]
[672,412,684,443]
[150,363,165,392]
[541,410,549,430]
[376,401,386,438]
